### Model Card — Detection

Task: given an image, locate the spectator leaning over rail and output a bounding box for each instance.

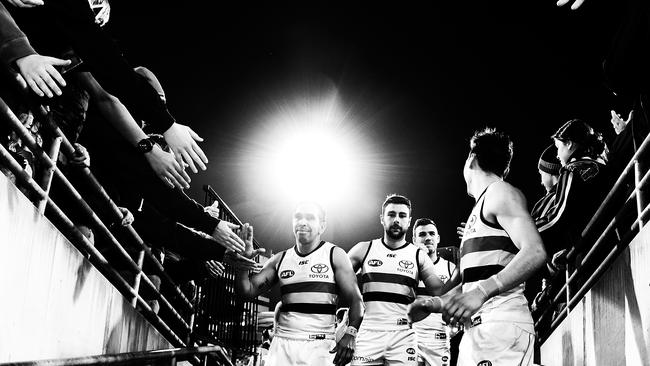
[535,119,609,275]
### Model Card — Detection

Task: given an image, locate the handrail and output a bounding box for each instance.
[535,131,650,343]
[0,96,192,346]
[0,345,233,366]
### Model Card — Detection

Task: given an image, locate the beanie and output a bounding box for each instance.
[538,145,561,175]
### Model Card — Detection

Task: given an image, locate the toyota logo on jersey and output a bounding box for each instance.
[399,260,414,269]
[311,263,329,273]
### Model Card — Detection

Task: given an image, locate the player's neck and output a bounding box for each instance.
[296,238,322,254]
[428,252,438,262]
[468,172,501,201]
[383,235,406,248]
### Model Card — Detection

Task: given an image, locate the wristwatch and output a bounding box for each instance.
[136,138,155,153]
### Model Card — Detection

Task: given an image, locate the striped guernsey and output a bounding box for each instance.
[460,185,533,325]
[360,238,420,330]
[275,241,339,340]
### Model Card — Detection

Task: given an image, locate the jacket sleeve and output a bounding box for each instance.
[0,2,36,68]
[43,0,176,133]
[536,167,579,253]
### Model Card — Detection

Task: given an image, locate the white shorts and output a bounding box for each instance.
[416,331,450,366]
[457,321,534,366]
[351,327,418,366]
[266,336,335,366]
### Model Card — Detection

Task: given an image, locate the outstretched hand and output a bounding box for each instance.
[212,221,245,253]
[144,144,191,189]
[205,260,225,278]
[407,297,443,323]
[5,0,44,7]
[456,222,466,241]
[610,110,633,135]
[163,123,208,174]
[15,54,70,98]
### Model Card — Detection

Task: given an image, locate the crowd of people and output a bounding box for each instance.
[1,0,649,366]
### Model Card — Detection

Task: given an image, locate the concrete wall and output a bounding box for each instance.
[0,173,172,362]
[540,222,650,366]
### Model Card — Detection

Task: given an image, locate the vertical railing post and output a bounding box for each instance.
[36,136,62,213]
[131,249,146,308]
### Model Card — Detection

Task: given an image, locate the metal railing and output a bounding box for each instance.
[191,185,262,363]
[534,128,650,344]
[0,86,253,365]
[0,346,233,366]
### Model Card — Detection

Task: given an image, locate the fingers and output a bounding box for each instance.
[46,56,71,68]
[162,172,181,189]
[188,127,204,142]
[627,111,634,123]
[33,76,53,98]
[570,0,585,10]
[556,0,570,6]
[46,64,67,88]
[181,150,198,174]
[14,73,27,90]
[188,146,207,171]
[168,162,190,189]
[192,142,209,167]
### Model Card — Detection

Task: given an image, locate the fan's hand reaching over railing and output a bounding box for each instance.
[5,0,44,7]
[144,144,191,189]
[14,54,70,98]
[212,221,245,253]
[163,123,208,174]
[205,260,225,278]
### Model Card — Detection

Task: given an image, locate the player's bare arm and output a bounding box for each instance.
[347,241,371,272]
[235,252,280,299]
[329,247,365,366]
[442,182,547,323]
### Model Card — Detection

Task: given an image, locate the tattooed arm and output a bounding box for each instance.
[235,252,280,299]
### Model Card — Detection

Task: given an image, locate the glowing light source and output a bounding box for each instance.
[251,88,372,210]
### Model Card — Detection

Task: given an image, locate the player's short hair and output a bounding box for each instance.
[412,218,437,236]
[382,194,411,214]
[296,201,326,222]
[469,127,513,178]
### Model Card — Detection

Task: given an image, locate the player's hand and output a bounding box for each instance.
[211,221,245,253]
[205,260,225,278]
[144,144,191,189]
[556,0,587,10]
[610,110,633,135]
[330,333,355,366]
[442,288,487,325]
[162,122,208,173]
[5,0,44,7]
[456,222,466,240]
[15,54,70,97]
[407,297,442,323]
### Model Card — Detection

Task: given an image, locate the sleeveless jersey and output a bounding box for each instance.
[460,186,533,325]
[414,256,456,332]
[276,241,339,340]
[359,239,420,330]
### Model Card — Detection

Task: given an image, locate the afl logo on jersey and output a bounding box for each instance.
[406,348,416,355]
[477,361,492,366]
[399,260,414,269]
[279,270,295,279]
[311,264,329,273]
[368,259,383,267]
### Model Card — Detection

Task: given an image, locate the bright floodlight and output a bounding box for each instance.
[254,90,371,209]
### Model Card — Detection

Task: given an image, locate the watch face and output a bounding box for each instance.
[138,138,154,153]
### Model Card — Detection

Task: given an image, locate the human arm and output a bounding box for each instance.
[347,241,371,273]
[234,224,276,299]
[329,247,364,366]
[418,248,445,296]
[442,182,546,324]
[76,72,191,189]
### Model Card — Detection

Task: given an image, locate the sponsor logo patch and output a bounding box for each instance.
[311,263,329,273]
[368,259,383,267]
[298,260,309,265]
[442,356,449,362]
[435,333,447,340]
[477,361,492,366]
[387,253,396,258]
[406,348,416,355]
[399,260,414,269]
[309,334,326,340]
[397,318,409,326]
[279,270,294,279]
[471,316,482,327]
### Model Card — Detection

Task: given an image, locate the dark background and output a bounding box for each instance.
[105,1,624,253]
